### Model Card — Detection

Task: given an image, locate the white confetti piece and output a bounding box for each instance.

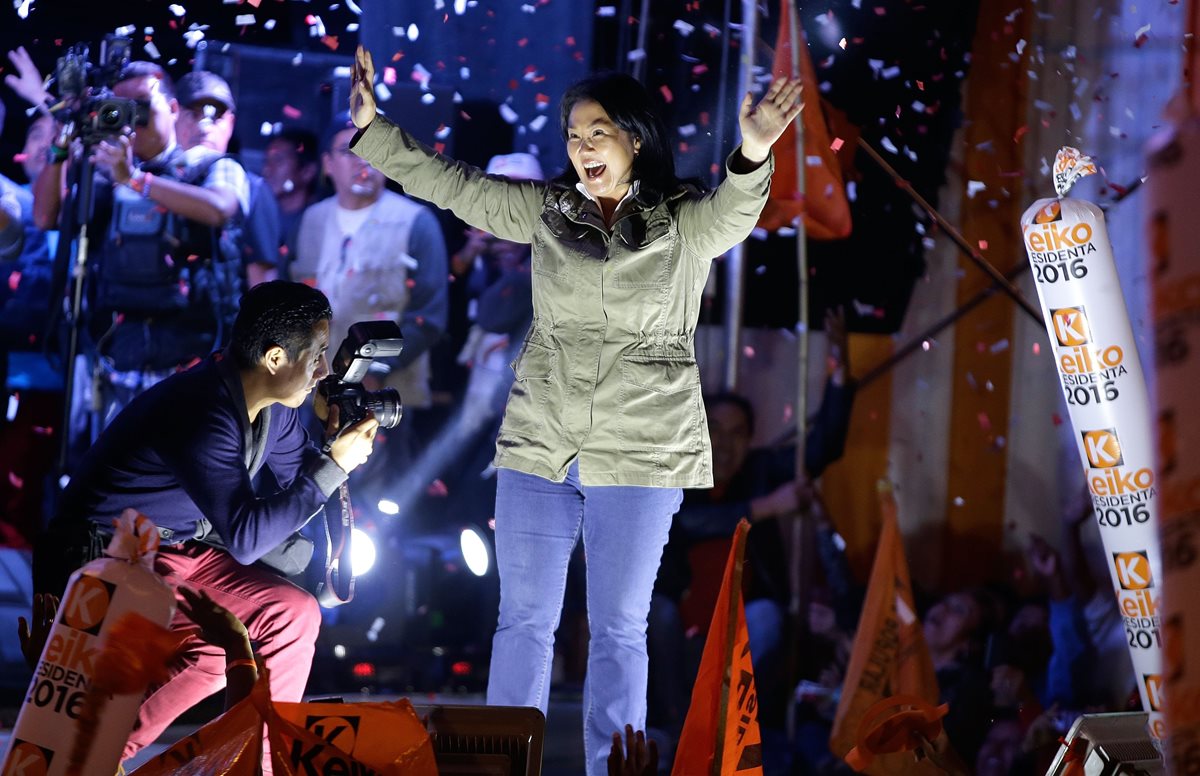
[678,123,696,137]
[168,4,185,16]
[597,6,616,16]
[234,13,255,25]
[420,92,434,105]
[376,84,392,102]
[407,23,419,41]
[880,136,899,154]
[264,18,276,30]
[116,24,136,36]
[144,41,161,59]
[454,0,468,13]
[673,19,695,36]
[627,48,646,62]
[460,66,470,79]
[499,103,519,124]
[529,114,548,132]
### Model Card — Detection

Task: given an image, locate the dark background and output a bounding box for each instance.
[0,0,980,335]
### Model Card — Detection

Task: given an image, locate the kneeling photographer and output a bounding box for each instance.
[32,36,253,471]
[33,281,380,768]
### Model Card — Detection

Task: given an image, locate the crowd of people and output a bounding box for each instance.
[0,39,1151,776]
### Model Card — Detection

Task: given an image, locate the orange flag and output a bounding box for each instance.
[758,0,853,239]
[671,519,763,776]
[828,482,945,775]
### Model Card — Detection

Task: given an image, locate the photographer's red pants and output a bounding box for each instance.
[121,544,321,770]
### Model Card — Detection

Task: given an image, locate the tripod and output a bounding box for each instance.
[48,144,102,483]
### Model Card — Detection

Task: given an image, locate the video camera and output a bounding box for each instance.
[52,35,149,146]
[318,321,405,432]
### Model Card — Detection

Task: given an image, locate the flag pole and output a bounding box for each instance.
[783,0,817,746]
[724,0,759,391]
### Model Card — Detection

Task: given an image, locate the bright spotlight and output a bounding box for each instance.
[460,527,490,577]
[351,528,377,576]
[377,498,400,515]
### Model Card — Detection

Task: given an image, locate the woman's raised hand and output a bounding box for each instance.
[738,77,804,163]
[350,44,378,129]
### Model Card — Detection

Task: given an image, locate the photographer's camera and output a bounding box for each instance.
[318,321,405,432]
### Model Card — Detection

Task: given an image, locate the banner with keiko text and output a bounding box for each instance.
[1020,147,1165,742]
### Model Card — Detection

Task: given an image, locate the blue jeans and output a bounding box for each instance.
[487,461,681,776]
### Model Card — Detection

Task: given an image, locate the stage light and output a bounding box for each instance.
[377,498,400,515]
[351,527,377,575]
[460,526,490,577]
[451,661,472,676]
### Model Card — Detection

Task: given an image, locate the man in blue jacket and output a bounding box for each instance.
[36,280,378,765]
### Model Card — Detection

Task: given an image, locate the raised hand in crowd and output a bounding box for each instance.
[452,227,494,276]
[825,305,850,385]
[5,46,51,109]
[18,592,59,670]
[177,586,257,709]
[607,725,658,776]
[1028,533,1070,601]
[750,477,813,522]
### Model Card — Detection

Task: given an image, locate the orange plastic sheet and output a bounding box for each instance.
[131,670,437,776]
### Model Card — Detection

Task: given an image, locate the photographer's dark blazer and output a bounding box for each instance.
[58,350,346,564]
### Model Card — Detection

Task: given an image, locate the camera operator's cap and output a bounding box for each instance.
[324,109,358,151]
[485,153,544,182]
[176,70,235,114]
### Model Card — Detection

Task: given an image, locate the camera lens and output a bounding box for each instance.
[98,104,122,128]
[365,388,403,429]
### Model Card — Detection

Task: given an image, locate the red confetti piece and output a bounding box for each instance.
[659,84,673,103]
[977,412,991,431]
[8,472,23,489]
[8,271,20,292]
[978,240,988,250]
[1013,125,1029,143]
[282,104,301,120]
[566,36,576,46]
[434,142,445,154]
[321,35,339,51]
[830,137,844,152]
[517,38,529,47]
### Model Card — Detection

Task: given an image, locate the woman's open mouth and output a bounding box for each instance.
[583,160,606,180]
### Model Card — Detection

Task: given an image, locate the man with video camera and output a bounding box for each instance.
[34,280,379,767]
[32,55,253,463]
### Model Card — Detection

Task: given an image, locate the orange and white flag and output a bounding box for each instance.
[671,519,763,776]
[829,482,943,775]
[757,0,852,239]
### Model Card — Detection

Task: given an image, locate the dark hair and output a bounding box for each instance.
[273,126,321,168]
[230,281,332,369]
[557,72,676,194]
[705,392,756,436]
[118,60,176,100]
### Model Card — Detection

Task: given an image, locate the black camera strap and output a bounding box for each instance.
[315,481,356,607]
